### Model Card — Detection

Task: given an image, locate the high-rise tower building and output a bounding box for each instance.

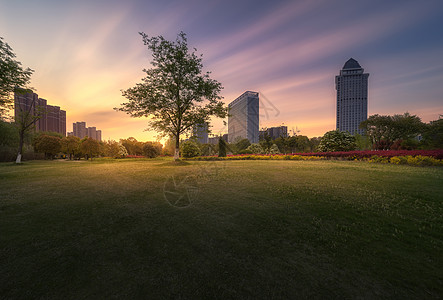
[336,58,369,135]
[228,91,259,143]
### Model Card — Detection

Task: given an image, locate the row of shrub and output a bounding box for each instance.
[365,155,442,166]
[188,154,324,161]
[211,149,443,160]
[185,150,443,166]
[294,149,443,160]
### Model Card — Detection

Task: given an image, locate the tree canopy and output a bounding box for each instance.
[80,137,100,160]
[117,32,227,160]
[318,130,356,152]
[34,134,61,159]
[360,113,424,150]
[0,37,33,118]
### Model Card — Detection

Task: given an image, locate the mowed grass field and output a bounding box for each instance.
[0,158,442,299]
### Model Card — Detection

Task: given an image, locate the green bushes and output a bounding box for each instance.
[143,141,162,158]
[34,134,62,159]
[181,140,201,158]
[365,155,443,166]
[247,143,264,154]
[186,153,443,167]
[318,130,356,152]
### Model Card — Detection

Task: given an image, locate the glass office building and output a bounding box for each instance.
[228,91,259,143]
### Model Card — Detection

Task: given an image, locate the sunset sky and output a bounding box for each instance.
[1,0,443,141]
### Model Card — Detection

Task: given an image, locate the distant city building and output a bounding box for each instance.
[14,90,66,136]
[87,127,97,141]
[259,126,288,140]
[73,121,87,139]
[336,58,369,135]
[72,121,102,141]
[192,123,209,144]
[228,91,259,143]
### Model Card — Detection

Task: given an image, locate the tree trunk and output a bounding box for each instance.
[15,129,24,164]
[174,134,180,160]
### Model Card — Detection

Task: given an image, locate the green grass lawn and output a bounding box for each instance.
[0,158,442,299]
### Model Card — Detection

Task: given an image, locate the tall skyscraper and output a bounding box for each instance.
[228,91,259,143]
[14,90,66,136]
[336,58,369,135]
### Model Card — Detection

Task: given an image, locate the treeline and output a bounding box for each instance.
[360,113,442,150]
[177,135,322,158]
[0,122,163,161]
[179,113,442,157]
[318,113,442,152]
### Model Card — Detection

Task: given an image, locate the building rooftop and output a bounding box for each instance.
[343,58,362,70]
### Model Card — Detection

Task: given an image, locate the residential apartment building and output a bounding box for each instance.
[14,90,66,136]
[70,121,102,141]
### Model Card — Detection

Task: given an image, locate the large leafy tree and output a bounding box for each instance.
[120,137,144,155]
[61,135,81,160]
[117,32,227,160]
[360,113,424,150]
[34,134,62,159]
[80,137,100,160]
[0,37,33,118]
[421,116,443,149]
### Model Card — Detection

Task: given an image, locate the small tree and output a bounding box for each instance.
[118,143,128,158]
[318,130,356,152]
[80,137,100,160]
[117,32,228,160]
[218,137,227,157]
[269,144,280,154]
[181,140,201,158]
[259,131,273,153]
[34,134,61,159]
[143,141,162,158]
[61,135,80,160]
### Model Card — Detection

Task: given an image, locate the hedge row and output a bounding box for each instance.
[186,150,443,166]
